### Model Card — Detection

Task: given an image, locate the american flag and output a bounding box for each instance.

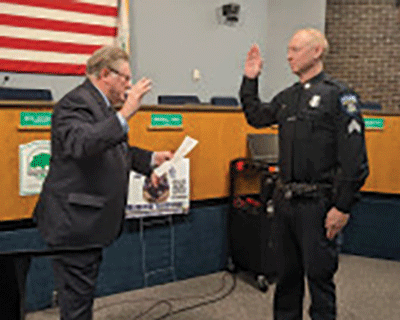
[0,0,128,75]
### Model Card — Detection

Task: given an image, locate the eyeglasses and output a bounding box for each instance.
[108,66,131,82]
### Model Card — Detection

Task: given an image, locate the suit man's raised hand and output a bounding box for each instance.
[120,77,152,120]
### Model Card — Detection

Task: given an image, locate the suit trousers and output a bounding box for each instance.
[272,191,339,320]
[52,248,103,320]
[0,256,31,320]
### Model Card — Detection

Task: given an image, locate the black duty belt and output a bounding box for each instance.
[276,179,332,200]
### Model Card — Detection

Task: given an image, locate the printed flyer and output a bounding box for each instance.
[126,158,190,218]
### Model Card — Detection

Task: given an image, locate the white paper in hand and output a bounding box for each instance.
[154,136,198,176]
[174,136,198,159]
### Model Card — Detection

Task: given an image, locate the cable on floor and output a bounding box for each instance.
[92,271,237,319]
[41,271,237,319]
[151,271,237,320]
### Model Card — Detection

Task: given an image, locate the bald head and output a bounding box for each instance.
[292,28,329,59]
[287,28,328,82]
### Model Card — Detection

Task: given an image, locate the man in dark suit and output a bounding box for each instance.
[33,46,172,320]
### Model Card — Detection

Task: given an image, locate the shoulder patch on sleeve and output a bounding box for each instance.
[339,94,360,115]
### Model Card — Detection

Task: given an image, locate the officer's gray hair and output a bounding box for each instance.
[86,46,129,77]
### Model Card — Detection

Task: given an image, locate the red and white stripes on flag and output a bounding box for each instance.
[0,0,128,75]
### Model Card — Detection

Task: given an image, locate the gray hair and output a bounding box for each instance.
[86,46,129,77]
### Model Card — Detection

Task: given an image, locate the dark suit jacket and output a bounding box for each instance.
[34,79,152,247]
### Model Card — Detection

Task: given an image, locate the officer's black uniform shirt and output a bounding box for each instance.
[239,72,369,213]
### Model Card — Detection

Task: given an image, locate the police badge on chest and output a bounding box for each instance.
[309,95,321,108]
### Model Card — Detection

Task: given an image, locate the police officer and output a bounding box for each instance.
[239,28,369,320]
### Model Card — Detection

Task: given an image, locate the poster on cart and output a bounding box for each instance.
[126,158,190,218]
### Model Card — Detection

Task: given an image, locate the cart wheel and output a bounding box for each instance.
[226,257,237,273]
[256,274,268,292]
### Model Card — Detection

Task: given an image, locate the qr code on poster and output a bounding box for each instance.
[172,179,187,195]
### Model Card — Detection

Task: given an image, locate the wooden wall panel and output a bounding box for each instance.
[362,115,400,194]
[127,110,277,201]
[0,104,275,222]
[0,104,53,221]
[0,103,394,222]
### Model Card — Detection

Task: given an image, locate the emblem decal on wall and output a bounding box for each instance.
[19,140,51,196]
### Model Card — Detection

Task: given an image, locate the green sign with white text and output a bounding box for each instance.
[20,112,52,127]
[364,118,384,130]
[151,114,182,127]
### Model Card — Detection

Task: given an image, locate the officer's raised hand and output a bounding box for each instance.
[245,44,263,79]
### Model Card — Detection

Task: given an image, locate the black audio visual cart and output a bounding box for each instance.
[226,158,278,292]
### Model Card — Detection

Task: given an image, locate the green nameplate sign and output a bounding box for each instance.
[20,112,52,127]
[151,114,182,127]
[364,118,384,130]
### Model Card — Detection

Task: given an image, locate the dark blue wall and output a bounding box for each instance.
[342,193,400,260]
[2,193,400,312]
[0,204,228,311]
